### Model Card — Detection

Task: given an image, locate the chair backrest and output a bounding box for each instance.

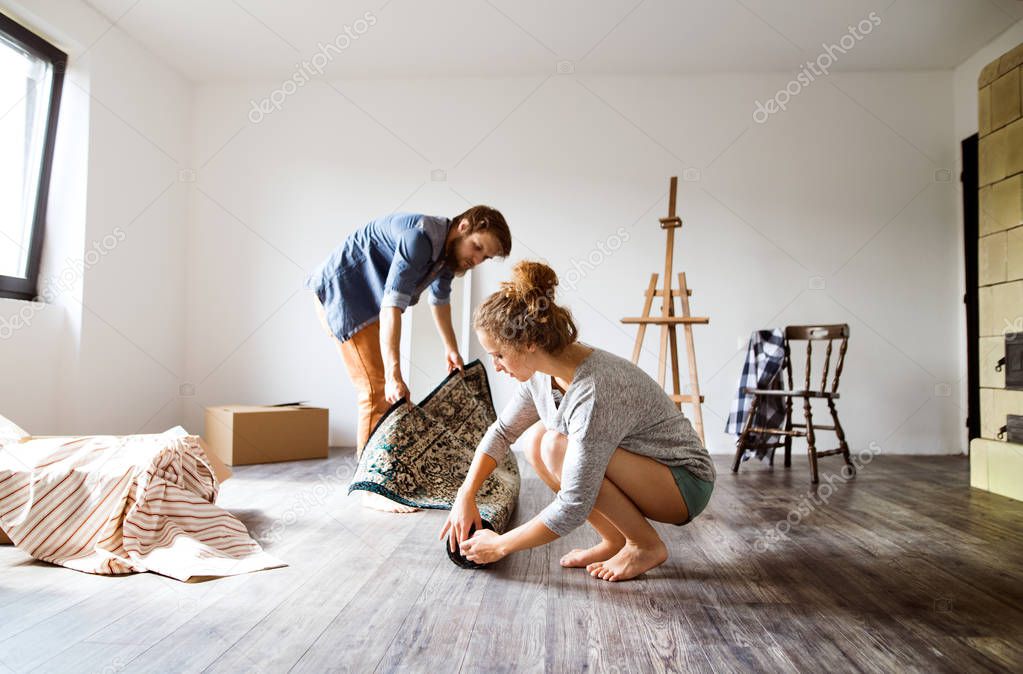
[783,324,850,394]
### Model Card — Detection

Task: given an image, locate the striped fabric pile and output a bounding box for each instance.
[0,426,284,581]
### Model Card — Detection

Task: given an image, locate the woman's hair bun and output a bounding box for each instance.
[503,260,558,300]
[474,259,578,353]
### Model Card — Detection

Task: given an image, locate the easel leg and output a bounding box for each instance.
[678,273,705,445]
[667,323,682,407]
[657,225,675,387]
[631,274,659,365]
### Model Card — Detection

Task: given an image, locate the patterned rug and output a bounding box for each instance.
[347,360,520,534]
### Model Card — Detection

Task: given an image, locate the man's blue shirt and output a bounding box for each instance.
[305,212,453,342]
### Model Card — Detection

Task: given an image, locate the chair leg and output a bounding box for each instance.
[733,396,761,473]
[783,395,793,468]
[829,398,855,477]
[803,395,819,483]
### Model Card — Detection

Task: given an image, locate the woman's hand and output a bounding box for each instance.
[459,529,507,565]
[439,494,482,553]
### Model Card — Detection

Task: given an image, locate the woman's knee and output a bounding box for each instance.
[522,422,547,470]
[539,430,567,474]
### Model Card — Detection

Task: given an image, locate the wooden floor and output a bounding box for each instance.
[2,451,1023,673]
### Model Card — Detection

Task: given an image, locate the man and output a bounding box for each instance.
[307,206,511,509]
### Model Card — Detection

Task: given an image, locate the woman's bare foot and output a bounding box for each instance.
[361,491,419,513]
[586,539,668,581]
[559,539,625,568]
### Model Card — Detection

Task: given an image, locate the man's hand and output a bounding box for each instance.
[379,308,406,404]
[446,350,465,374]
[384,375,409,404]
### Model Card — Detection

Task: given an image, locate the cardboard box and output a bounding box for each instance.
[204,405,329,466]
[198,437,233,485]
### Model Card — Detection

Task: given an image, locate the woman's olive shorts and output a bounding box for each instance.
[668,465,714,525]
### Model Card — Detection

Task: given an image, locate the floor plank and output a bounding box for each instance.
[1,451,1022,673]
[459,460,549,674]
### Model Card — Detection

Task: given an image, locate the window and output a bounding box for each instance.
[0,13,66,301]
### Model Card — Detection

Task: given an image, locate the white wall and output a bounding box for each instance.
[187,71,962,455]
[0,2,968,455]
[0,0,190,435]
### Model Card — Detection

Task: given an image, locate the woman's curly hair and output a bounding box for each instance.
[473,260,578,353]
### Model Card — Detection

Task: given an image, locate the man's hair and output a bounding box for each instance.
[451,205,512,257]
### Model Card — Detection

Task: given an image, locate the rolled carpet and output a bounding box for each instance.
[347,360,520,566]
[447,521,495,569]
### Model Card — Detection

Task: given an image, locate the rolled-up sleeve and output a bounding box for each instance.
[429,268,453,306]
[381,229,433,311]
[477,381,539,464]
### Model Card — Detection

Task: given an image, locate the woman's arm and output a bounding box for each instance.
[459,515,560,564]
[498,517,560,554]
[444,381,541,555]
[440,450,497,553]
[476,381,541,464]
[458,449,498,500]
[464,389,621,564]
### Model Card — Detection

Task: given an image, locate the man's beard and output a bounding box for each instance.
[444,235,465,273]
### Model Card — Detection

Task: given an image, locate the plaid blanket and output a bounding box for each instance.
[725,329,787,461]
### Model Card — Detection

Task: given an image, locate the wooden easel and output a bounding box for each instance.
[621,176,708,444]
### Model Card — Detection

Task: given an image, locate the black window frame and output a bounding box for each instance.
[0,12,67,301]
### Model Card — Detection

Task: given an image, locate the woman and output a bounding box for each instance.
[439,261,715,582]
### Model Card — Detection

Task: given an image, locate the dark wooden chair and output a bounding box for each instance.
[731,324,853,483]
